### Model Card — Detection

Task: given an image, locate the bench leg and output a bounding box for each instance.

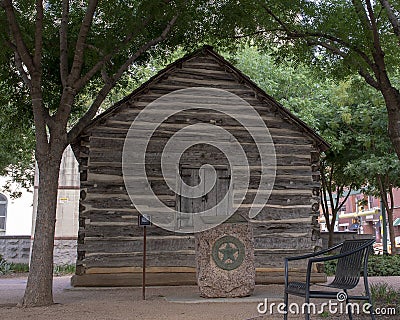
[284,292,288,320]
[304,296,310,320]
[363,276,375,320]
[345,290,353,320]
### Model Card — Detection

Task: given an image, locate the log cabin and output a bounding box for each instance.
[71,46,329,287]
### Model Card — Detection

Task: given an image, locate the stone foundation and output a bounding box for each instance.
[53,239,77,265]
[0,236,31,263]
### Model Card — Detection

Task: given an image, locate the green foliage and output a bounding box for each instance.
[0,255,28,275]
[324,259,337,277]
[0,1,211,188]
[228,46,383,209]
[10,263,29,273]
[0,259,13,275]
[368,255,400,277]
[0,256,76,276]
[324,254,400,277]
[213,1,400,80]
[225,46,332,128]
[53,264,76,276]
[318,311,330,318]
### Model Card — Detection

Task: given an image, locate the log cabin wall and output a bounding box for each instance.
[71,46,328,286]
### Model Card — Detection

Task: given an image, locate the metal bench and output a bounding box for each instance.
[284,238,375,320]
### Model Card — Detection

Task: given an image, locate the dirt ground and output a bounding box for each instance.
[0,276,398,320]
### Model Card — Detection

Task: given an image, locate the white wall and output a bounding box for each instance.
[0,177,33,236]
[31,145,80,238]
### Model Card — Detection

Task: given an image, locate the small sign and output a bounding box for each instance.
[59,197,69,203]
[138,214,152,227]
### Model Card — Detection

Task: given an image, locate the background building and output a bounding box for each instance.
[0,146,79,265]
[320,190,400,248]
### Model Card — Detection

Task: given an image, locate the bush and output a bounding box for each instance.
[0,259,13,275]
[323,259,337,276]
[10,263,29,273]
[0,256,76,276]
[324,254,400,276]
[368,254,400,276]
[53,264,76,276]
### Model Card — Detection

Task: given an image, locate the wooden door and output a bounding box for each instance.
[177,166,231,230]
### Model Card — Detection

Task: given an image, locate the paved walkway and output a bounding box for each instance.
[0,276,398,319]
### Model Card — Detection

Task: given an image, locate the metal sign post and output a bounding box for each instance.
[138,214,151,300]
[142,225,146,300]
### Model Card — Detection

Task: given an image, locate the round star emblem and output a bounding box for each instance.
[212,235,245,270]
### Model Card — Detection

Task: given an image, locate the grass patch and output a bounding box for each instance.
[370,282,400,314]
[0,255,75,276]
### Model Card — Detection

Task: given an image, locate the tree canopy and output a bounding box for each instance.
[0,0,217,307]
[213,0,400,163]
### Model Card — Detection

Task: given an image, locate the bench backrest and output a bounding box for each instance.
[330,239,374,290]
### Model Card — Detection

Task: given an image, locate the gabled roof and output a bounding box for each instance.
[76,45,329,151]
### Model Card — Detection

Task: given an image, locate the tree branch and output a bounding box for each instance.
[337,184,354,212]
[73,18,151,93]
[386,175,394,211]
[351,0,373,34]
[326,165,336,230]
[264,0,386,90]
[359,68,380,90]
[14,51,32,89]
[335,185,343,209]
[377,174,391,214]
[67,15,178,143]
[1,0,35,73]
[60,0,69,87]
[366,0,385,61]
[33,0,43,71]
[379,0,400,42]
[113,16,178,83]
[320,162,332,228]
[68,0,98,82]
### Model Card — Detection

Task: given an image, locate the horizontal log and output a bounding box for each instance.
[81,205,314,223]
[83,224,174,238]
[70,270,326,287]
[185,56,222,64]
[79,236,195,254]
[71,272,197,287]
[90,122,308,139]
[80,234,314,255]
[252,222,313,234]
[81,251,196,268]
[81,210,138,222]
[109,107,305,133]
[85,266,196,274]
[89,128,313,145]
[79,249,317,269]
[181,61,226,71]
[254,234,313,250]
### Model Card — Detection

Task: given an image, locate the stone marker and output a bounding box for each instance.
[195,222,255,298]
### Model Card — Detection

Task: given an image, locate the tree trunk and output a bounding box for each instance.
[386,208,397,255]
[327,227,334,248]
[326,215,335,248]
[20,149,64,307]
[382,86,400,163]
